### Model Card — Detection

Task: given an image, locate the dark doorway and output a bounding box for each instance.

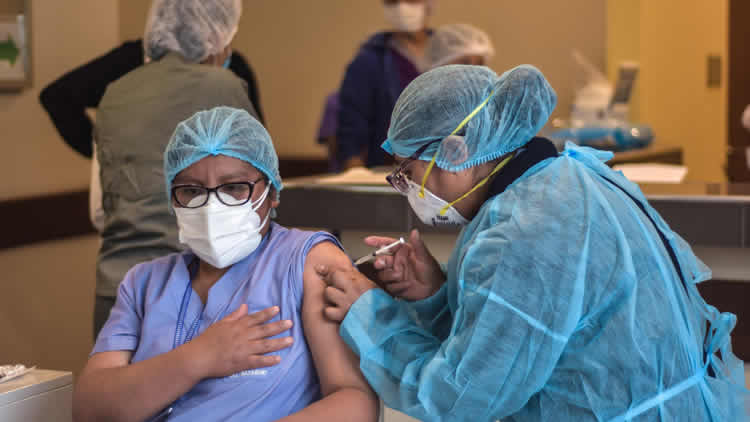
[728,0,750,181]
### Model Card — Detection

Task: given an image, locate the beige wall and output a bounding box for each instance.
[606,0,640,122]
[0,0,118,375]
[0,0,604,379]
[0,0,730,381]
[119,0,606,158]
[607,0,728,182]
[0,235,99,375]
[0,0,119,200]
[0,0,603,377]
[640,0,728,183]
[0,0,25,13]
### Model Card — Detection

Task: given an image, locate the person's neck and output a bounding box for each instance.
[453,181,492,221]
[393,29,429,49]
[190,221,271,303]
[192,262,230,304]
[451,162,502,220]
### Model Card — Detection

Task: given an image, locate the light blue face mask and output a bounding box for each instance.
[222,53,232,69]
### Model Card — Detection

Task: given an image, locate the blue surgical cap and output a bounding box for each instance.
[382,64,557,171]
[164,106,282,207]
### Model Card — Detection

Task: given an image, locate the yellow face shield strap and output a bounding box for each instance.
[438,152,514,216]
[419,90,495,198]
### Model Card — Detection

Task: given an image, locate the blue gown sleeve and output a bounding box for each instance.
[91,264,145,354]
[403,284,452,341]
[340,216,587,420]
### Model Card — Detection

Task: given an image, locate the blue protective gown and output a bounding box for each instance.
[340,144,748,421]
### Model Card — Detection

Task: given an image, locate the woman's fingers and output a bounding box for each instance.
[319,267,379,322]
[373,255,394,270]
[314,264,331,279]
[323,305,347,322]
[243,306,281,326]
[247,319,292,340]
[384,281,412,295]
[328,267,357,290]
[246,354,282,369]
[392,246,412,275]
[324,285,348,306]
[224,303,248,322]
[248,336,294,355]
[408,229,435,265]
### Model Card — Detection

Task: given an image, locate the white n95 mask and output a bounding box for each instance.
[384,3,425,33]
[174,185,271,268]
[406,179,469,227]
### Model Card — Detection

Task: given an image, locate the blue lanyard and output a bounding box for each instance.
[160,262,205,420]
[173,268,205,350]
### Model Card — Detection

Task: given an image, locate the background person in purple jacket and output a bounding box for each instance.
[336,0,434,171]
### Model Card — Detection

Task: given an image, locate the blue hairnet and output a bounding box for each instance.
[164,106,282,207]
[382,64,557,171]
[144,0,241,63]
[340,143,749,420]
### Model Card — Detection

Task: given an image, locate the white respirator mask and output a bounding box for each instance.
[383,2,426,33]
[405,179,469,226]
[175,185,271,268]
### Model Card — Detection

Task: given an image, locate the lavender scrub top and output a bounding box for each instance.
[93,223,342,421]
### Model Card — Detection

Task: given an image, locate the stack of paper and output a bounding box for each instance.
[315,167,389,185]
[0,364,34,384]
[612,163,688,184]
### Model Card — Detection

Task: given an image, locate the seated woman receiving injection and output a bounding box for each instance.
[73,107,378,422]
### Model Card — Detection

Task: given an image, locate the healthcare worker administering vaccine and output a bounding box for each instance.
[317,65,749,421]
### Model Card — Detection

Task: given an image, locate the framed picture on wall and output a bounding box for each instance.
[0,13,30,91]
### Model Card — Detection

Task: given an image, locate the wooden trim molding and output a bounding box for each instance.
[278,157,328,179]
[0,190,94,250]
[1,175,748,359]
[0,157,329,250]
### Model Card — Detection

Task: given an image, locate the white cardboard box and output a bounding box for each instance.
[0,369,72,422]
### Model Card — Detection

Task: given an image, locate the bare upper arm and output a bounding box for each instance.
[301,241,373,397]
[81,351,132,377]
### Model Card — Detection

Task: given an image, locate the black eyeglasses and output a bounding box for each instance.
[171,179,265,208]
[386,139,441,194]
